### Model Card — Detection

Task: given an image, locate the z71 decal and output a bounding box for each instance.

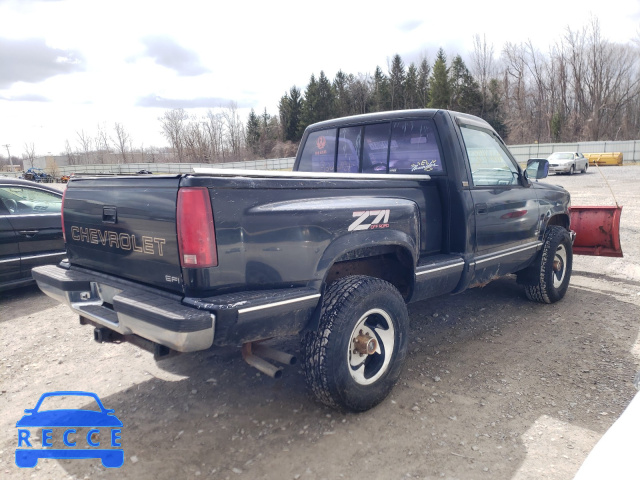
[348,210,390,231]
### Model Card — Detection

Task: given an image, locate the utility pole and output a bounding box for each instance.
[2,144,13,167]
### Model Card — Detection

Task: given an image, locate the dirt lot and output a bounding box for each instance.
[1,166,639,480]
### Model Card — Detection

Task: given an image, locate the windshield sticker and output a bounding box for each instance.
[315,136,327,155]
[411,159,440,172]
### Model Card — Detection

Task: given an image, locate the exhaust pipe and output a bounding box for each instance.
[252,343,297,366]
[242,342,296,378]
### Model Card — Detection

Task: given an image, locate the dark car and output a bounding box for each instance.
[0,177,65,291]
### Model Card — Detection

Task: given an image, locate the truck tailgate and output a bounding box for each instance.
[63,176,184,293]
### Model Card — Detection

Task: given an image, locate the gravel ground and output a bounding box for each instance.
[1,166,639,480]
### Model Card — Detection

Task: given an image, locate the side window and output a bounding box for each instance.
[389,120,443,174]
[0,187,62,215]
[362,123,391,173]
[460,126,520,186]
[337,126,361,173]
[297,129,336,172]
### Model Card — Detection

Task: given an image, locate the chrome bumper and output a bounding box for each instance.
[32,265,215,352]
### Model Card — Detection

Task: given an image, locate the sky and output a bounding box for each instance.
[1,0,639,158]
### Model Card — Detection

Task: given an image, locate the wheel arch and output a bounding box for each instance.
[545,213,570,231]
[317,230,417,301]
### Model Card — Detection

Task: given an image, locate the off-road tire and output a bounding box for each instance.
[524,226,573,303]
[302,275,409,412]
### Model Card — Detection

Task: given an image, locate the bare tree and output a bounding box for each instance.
[159,109,188,162]
[471,34,496,116]
[76,130,92,164]
[23,142,36,169]
[349,73,372,114]
[221,102,244,159]
[112,122,131,164]
[94,122,111,163]
[205,110,226,162]
[65,139,78,166]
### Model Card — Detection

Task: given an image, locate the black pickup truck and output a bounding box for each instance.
[33,109,574,412]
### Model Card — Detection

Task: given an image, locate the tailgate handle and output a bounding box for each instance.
[102,206,117,224]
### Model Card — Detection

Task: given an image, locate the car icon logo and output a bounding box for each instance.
[15,391,123,468]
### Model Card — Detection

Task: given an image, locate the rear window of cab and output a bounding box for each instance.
[297,119,444,175]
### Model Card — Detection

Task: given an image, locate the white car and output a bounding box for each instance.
[547,152,589,175]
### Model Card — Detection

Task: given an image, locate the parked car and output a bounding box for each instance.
[23,168,54,183]
[0,177,65,291]
[547,152,589,174]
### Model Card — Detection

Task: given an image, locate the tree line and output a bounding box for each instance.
[3,18,637,167]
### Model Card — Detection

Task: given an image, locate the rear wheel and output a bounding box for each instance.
[524,226,573,303]
[582,163,588,173]
[302,276,409,412]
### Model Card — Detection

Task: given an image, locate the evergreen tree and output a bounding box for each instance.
[428,48,450,109]
[484,78,507,137]
[298,74,319,136]
[245,108,261,154]
[261,108,270,128]
[449,55,482,115]
[316,70,336,122]
[372,66,391,112]
[404,63,419,109]
[333,70,353,118]
[417,58,431,107]
[258,111,280,158]
[388,54,406,110]
[278,86,303,142]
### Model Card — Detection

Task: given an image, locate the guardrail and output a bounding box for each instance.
[1,158,296,179]
[509,140,640,164]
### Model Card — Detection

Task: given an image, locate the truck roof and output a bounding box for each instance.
[304,109,493,132]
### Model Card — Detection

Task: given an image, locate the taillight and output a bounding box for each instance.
[176,187,218,268]
[61,187,67,242]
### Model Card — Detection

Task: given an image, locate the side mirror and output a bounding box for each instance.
[525,159,549,180]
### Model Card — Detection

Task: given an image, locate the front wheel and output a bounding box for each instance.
[302,276,409,412]
[568,165,575,175]
[524,226,573,303]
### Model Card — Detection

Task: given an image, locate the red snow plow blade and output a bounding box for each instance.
[570,206,623,257]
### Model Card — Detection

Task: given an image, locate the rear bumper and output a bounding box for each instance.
[32,265,215,352]
[32,264,321,351]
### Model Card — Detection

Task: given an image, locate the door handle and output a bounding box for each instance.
[476,203,488,214]
[19,230,39,237]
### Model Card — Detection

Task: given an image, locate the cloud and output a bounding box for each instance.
[136,94,255,109]
[0,37,84,88]
[139,36,210,76]
[0,93,50,102]
[398,20,423,32]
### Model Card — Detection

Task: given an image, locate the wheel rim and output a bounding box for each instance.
[347,308,395,385]
[552,244,567,288]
